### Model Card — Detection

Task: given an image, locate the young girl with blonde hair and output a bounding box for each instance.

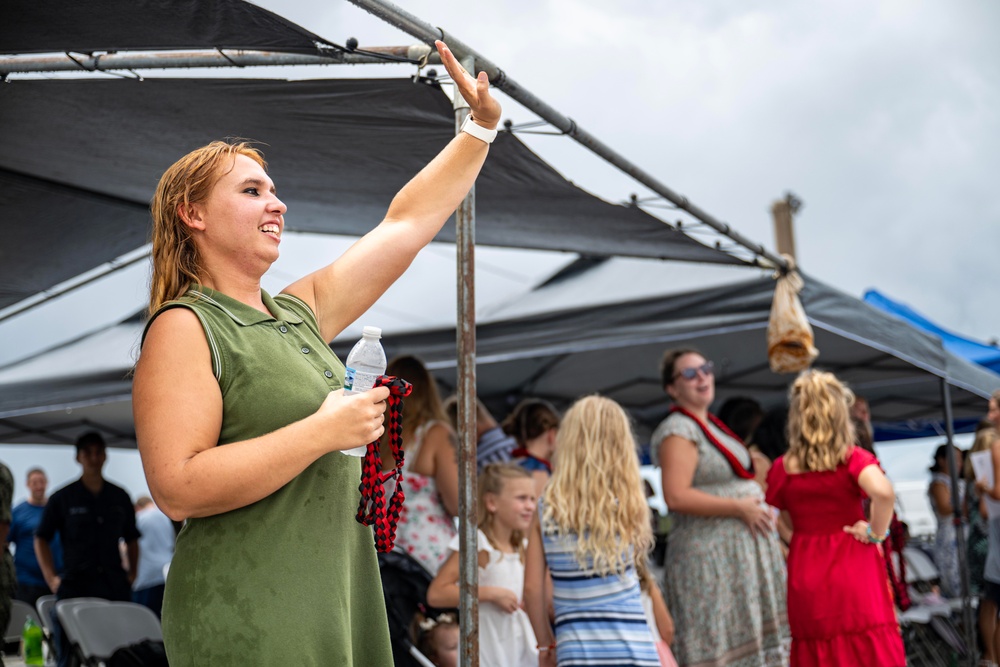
[427,463,538,667]
[524,395,659,667]
[765,370,904,666]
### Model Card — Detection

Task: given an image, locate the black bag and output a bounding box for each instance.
[107,639,169,667]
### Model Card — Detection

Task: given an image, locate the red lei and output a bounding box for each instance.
[669,405,755,479]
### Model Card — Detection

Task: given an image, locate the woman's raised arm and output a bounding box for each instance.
[283,41,502,341]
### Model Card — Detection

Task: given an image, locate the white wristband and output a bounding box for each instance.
[460,116,498,144]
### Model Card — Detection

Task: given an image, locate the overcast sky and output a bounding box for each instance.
[2,1,998,518]
[251,0,1000,341]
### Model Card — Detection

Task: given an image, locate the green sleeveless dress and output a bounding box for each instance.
[142,285,392,666]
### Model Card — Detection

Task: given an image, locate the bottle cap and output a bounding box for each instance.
[362,325,382,338]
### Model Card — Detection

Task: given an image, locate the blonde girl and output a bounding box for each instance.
[765,370,904,666]
[524,395,658,667]
[427,463,538,667]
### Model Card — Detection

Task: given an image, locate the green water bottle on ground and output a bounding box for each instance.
[22,615,44,666]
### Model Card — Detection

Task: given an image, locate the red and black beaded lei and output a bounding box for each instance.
[356,375,412,552]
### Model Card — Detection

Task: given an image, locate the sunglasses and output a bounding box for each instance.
[673,361,715,381]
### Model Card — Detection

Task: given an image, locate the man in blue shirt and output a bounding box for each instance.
[7,468,63,607]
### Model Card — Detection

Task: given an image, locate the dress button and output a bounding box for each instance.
[279,325,288,333]
[301,347,310,354]
[324,370,333,378]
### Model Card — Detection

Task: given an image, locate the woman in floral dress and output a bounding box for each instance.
[654,348,789,667]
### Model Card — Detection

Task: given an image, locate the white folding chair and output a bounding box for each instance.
[903,546,940,588]
[5,599,41,644]
[55,598,110,667]
[35,594,57,633]
[71,602,162,666]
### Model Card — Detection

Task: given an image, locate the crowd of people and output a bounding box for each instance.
[19,33,969,666]
[0,431,176,667]
[399,349,932,667]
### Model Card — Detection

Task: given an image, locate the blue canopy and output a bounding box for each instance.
[864,290,1000,373]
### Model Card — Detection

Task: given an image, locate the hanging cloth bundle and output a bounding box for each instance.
[356,375,412,552]
[767,256,819,373]
[670,405,755,480]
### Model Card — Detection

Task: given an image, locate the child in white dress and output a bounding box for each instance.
[427,463,539,667]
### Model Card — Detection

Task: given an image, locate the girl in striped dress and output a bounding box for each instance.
[525,395,660,667]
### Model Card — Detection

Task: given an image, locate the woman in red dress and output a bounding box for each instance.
[765,370,905,666]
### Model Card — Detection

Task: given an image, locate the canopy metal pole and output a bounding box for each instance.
[941,378,975,666]
[454,56,479,667]
[0,46,438,73]
[346,0,785,271]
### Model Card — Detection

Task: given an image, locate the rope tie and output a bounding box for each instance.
[356,375,412,552]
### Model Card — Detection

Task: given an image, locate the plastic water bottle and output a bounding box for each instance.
[341,325,387,457]
[22,615,43,665]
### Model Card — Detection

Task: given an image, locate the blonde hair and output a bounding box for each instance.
[478,463,534,561]
[541,395,653,577]
[967,426,1000,480]
[787,370,856,472]
[149,140,266,313]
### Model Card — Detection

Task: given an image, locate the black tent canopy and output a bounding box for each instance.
[2,270,996,447]
[1,0,337,55]
[0,77,742,312]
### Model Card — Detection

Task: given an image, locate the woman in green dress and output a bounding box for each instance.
[132,41,500,666]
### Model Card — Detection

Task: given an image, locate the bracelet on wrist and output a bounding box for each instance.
[537,643,556,652]
[865,524,889,544]
[460,115,498,144]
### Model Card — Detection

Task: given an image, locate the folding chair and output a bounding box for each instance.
[899,605,953,667]
[36,594,57,633]
[4,598,42,653]
[904,546,941,593]
[898,547,971,667]
[70,602,163,666]
[55,598,110,667]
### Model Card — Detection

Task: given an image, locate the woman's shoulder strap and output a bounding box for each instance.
[142,295,222,381]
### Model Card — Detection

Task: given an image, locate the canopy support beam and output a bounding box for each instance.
[0,45,439,73]
[941,379,976,667]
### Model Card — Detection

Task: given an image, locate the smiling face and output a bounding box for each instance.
[666,351,715,411]
[486,476,537,533]
[26,471,47,505]
[183,154,287,276]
